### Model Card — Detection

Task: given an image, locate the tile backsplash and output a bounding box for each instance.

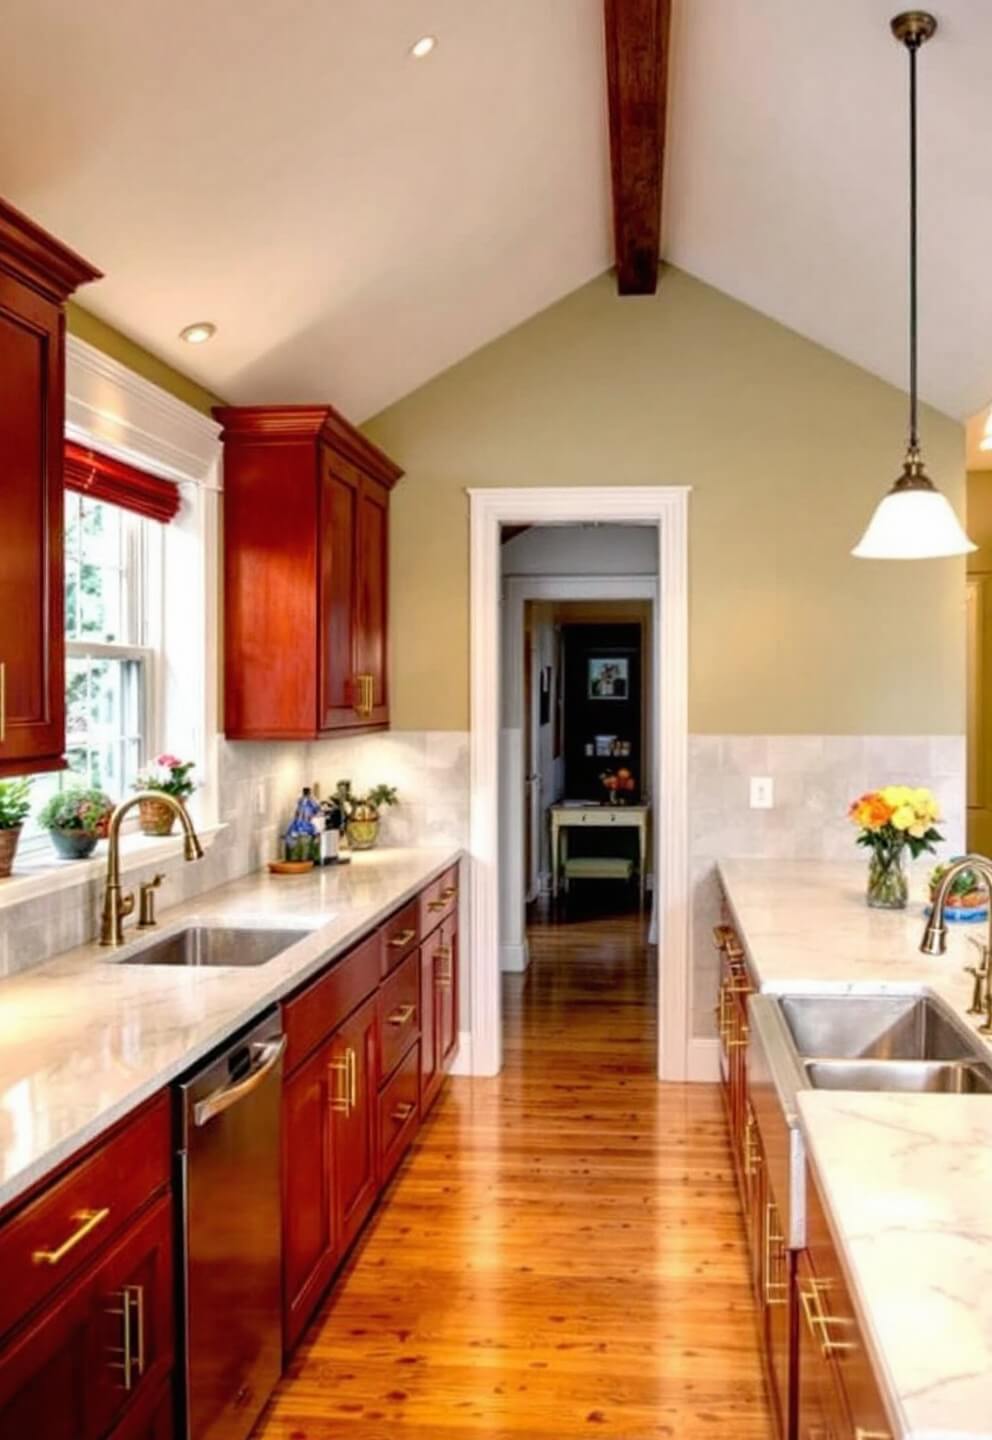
[0,732,469,978]
[690,734,966,1037]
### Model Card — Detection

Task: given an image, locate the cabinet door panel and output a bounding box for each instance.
[331,994,379,1255]
[319,456,360,731]
[282,1040,337,1350]
[0,1195,172,1440]
[438,914,458,1068]
[0,277,65,775]
[355,476,389,727]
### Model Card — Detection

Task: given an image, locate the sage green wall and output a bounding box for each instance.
[67,303,223,416]
[365,267,965,735]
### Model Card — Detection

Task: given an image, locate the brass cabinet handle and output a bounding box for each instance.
[743,1111,761,1177]
[799,1280,855,1356]
[441,886,457,901]
[33,1207,110,1266]
[353,673,374,718]
[108,1283,145,1391]
[387,1003,416,1027]
[763,1203,787,1306]
[855,1432,892,1440]
[390,1101,415,1123]
[329,1054,351,1115]
[427,899,447,912]
[388,928,417,949]
[347,1047,358,1109]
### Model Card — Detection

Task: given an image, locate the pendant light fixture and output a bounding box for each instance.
[852,12,975,560]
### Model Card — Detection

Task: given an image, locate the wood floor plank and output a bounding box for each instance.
[253,902,773,1439]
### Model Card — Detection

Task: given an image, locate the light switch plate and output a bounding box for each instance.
[749,776,774,810]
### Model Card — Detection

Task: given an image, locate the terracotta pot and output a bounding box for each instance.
[138,797,176,836]
[0,826,22,879]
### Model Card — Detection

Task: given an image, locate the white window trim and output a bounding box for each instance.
[8,337,224,894]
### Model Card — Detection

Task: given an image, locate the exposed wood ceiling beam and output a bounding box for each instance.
[603,0,671,295]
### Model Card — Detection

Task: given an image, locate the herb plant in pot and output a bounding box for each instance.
[133,755,196,836]
[0,778,32,878]
[38,788,114,860]
[334,782,398,851]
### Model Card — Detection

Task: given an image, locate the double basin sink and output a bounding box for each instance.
[777,992,992,1094]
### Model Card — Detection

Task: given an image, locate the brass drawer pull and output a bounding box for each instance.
[347,1046,358,1108]
[388,928,417,949]
[427,899,447,912]
[855,1432,892,1440]
[387,1003,416,1027]
[800,1280,856,1356]
[763,1203,787,1306]
[391,1101,415,1124]
[329,1054,351,1115]
[33,1207,110,1266]
[440,886,457,901]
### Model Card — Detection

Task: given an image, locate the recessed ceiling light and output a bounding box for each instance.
[179,322,216,345]
[409,35,436,59]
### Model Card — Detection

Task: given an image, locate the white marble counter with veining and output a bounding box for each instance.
[0,845,461,1211]
[719,858,992,1440]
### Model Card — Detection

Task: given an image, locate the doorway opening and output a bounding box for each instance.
[467,487,690,1082]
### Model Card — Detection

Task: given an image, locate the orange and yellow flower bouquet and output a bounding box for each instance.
[848,786,943,909]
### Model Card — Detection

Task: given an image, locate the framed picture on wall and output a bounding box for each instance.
[587,657,629,700]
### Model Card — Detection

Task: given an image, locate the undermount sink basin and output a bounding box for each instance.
[780,994,975,1062]
[805,1058,992,1094]
[120,926,307,968]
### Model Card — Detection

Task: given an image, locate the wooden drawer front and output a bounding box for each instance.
[378,1041,420,1184]
[0,1095,170,1342]
[803,1169,893,1437]
[378,948,421,1081]
[419,864,459,936]
[0,1192,173,1440]
[381,898,420,976]
[284,931,381,1073]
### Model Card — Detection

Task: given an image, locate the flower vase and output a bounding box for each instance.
[866,848,908,910]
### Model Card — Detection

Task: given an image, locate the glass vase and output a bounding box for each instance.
[866,847,908,910]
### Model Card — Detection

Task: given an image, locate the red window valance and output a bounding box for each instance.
[64,442,181,524]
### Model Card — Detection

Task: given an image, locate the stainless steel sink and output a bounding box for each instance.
[779,994,975,1062]
[805,1057,992,1093]
[120,926,307,968]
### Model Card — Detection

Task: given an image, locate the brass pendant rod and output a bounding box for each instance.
[907,35,919,454]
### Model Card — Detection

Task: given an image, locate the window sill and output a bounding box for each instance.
[0,824,226,914]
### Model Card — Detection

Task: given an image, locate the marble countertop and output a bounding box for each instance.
[719,858,992,1440]
[0,845,460,1212]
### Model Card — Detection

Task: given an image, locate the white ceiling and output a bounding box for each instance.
[2,0,991,444]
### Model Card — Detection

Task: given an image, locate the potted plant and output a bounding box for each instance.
[334,781,398,851]
[133,754,196,836]
[928,860,988,921]
[38,787,114,860]
[0,778,31,878]
[848,785,943,909]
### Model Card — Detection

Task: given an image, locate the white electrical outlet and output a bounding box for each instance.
[749,776,774,810]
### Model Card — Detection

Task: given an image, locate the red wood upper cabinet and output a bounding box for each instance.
[215,404,402,739]
[0,199,100,777]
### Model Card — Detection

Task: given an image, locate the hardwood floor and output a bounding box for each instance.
[254,902,773,1439]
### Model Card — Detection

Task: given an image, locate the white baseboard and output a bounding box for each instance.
[499,941,530,973]
[447,1030,474,1076]
[686,1038,721,1083]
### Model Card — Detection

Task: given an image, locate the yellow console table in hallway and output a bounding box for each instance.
[549,802,650,905]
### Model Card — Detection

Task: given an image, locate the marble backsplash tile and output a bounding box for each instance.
[0,732,469,977]
[690,734,967,1037]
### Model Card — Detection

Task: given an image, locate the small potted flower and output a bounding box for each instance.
[334,781,398,851]
[0,778,31,878]
[133,754,196,836]
[848,785,943,909]
[38,787,114,860]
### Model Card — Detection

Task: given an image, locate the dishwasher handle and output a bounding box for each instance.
[193,1036,287,1127]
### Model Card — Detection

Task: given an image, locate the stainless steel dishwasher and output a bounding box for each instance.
[176,1009,285,1440]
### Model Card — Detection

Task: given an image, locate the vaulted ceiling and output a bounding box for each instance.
[2,0,991,437]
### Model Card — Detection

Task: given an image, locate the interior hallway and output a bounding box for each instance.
[254,906,772,1439]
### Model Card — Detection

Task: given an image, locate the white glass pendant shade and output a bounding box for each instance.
[852,486,976,559]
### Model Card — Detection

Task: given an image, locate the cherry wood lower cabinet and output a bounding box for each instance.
[0,1098,174,1439]
[281,867,461,1352]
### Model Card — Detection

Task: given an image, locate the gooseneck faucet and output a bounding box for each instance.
[920,853,992,1034]
[100,791,204,946]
